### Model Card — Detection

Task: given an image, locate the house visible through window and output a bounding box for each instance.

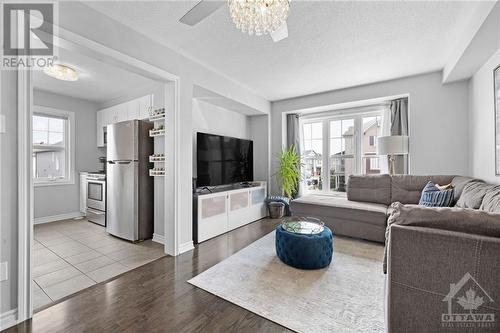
[32,110,73,185]
[300,112,384,193]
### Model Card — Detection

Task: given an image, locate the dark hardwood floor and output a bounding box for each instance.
[5,218,292,333]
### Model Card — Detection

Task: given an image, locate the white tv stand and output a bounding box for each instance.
[193,181,267,243]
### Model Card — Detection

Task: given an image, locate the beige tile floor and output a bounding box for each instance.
[33,218,165,310]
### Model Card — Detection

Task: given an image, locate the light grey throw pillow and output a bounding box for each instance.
[455,181,495,209]
[480,186,500,213]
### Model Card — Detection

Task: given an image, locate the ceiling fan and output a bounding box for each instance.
[179,0,290,43]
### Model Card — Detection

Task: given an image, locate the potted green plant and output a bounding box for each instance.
[269,145,302,218]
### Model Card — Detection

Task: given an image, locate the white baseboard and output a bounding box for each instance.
[152,233,165,245]
[179,241,194,254]
[34,211,84,225]
[152,235,194,255]
[0,309,18,331]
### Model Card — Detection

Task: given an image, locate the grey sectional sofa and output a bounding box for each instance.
[290,174,470,242]
[291,174,500,332]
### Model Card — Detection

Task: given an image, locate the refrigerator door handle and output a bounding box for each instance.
[109,160,133,164]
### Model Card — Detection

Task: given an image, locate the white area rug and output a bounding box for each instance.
[188,231,386,333]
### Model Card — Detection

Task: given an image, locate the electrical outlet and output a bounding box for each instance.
[0,262,8,282]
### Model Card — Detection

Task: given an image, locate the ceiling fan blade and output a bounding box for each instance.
[270,22,288,42]
[179,1,225,26]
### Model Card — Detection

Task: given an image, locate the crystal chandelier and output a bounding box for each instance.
[228,0,290,36]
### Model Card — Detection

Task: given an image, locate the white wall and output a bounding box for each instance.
[33,90,102,219]
[469,48,500,184]
[192,99,250,139]
[191,100,270,185]
[271,72,470,194]
[192,99,250,177]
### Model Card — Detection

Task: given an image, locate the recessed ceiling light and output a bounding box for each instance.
[43,64,79,81]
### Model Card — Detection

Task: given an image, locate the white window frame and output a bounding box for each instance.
[33,106,75,187]
[299,109,384,195]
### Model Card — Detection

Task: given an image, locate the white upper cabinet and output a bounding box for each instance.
[96,94,153,147]
[127,99,140,120]
[139,95,153,120]
[96,110,105,147]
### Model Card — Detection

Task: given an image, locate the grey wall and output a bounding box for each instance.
[271,72,470,194]
[250,115,270,184]
[33,89,101,218]
[192,100,270,186]
[0,71,19,313]
[469,48,500,184]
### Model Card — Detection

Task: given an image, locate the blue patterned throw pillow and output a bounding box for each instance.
[419,181,454,207]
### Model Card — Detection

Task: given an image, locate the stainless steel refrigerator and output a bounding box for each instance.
[106,120,154,241]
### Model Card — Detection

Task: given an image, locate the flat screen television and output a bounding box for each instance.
[196,132,253,187]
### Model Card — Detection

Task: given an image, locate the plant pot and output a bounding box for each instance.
[268,202,285,219]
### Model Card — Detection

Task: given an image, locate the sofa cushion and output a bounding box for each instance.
[383,202,500,273]
[291,194,387,227]
[347,174,392,205]
[480,185,500,213]
[451,176,483,202]
[391,175,455,204]
[418,181,454,207]
[455,181,495,209]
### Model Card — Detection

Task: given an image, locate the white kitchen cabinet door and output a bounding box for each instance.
[80,173,88,214]
[127,99,140,120]
[96,110,105,147]
[109,105,127,123]
[139,95,153,120]
[102,107,112,126]
[118,105,128,122]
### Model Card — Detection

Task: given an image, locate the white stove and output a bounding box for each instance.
[86,173,106,226]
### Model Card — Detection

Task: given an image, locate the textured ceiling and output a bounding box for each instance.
[85,1,481,101]
[33,47,156,103]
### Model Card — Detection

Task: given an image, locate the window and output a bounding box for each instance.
[301,122,323,191]
[32,107,75,186]
[300,112,384,193]
[362,116,382,175]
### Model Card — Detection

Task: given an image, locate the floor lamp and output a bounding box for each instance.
[377,135,409,175]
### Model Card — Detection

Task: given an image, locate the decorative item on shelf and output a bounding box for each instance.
[149,107,166,121]
[149,167,165,177]
[149,153,165,163]
[149,124,165,137]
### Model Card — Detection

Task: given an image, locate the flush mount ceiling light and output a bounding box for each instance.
[228,0,290,36]
[43,64,79,81]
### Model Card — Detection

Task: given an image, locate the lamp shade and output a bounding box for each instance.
[377,135,409,155]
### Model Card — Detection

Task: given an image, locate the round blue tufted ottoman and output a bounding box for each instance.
[275,220,333,270]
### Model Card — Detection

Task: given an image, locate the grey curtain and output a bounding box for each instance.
[287,114,300,150]
[390,98,409,174]
[286,114,301,196]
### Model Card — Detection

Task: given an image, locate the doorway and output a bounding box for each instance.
[17,26,180,320]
